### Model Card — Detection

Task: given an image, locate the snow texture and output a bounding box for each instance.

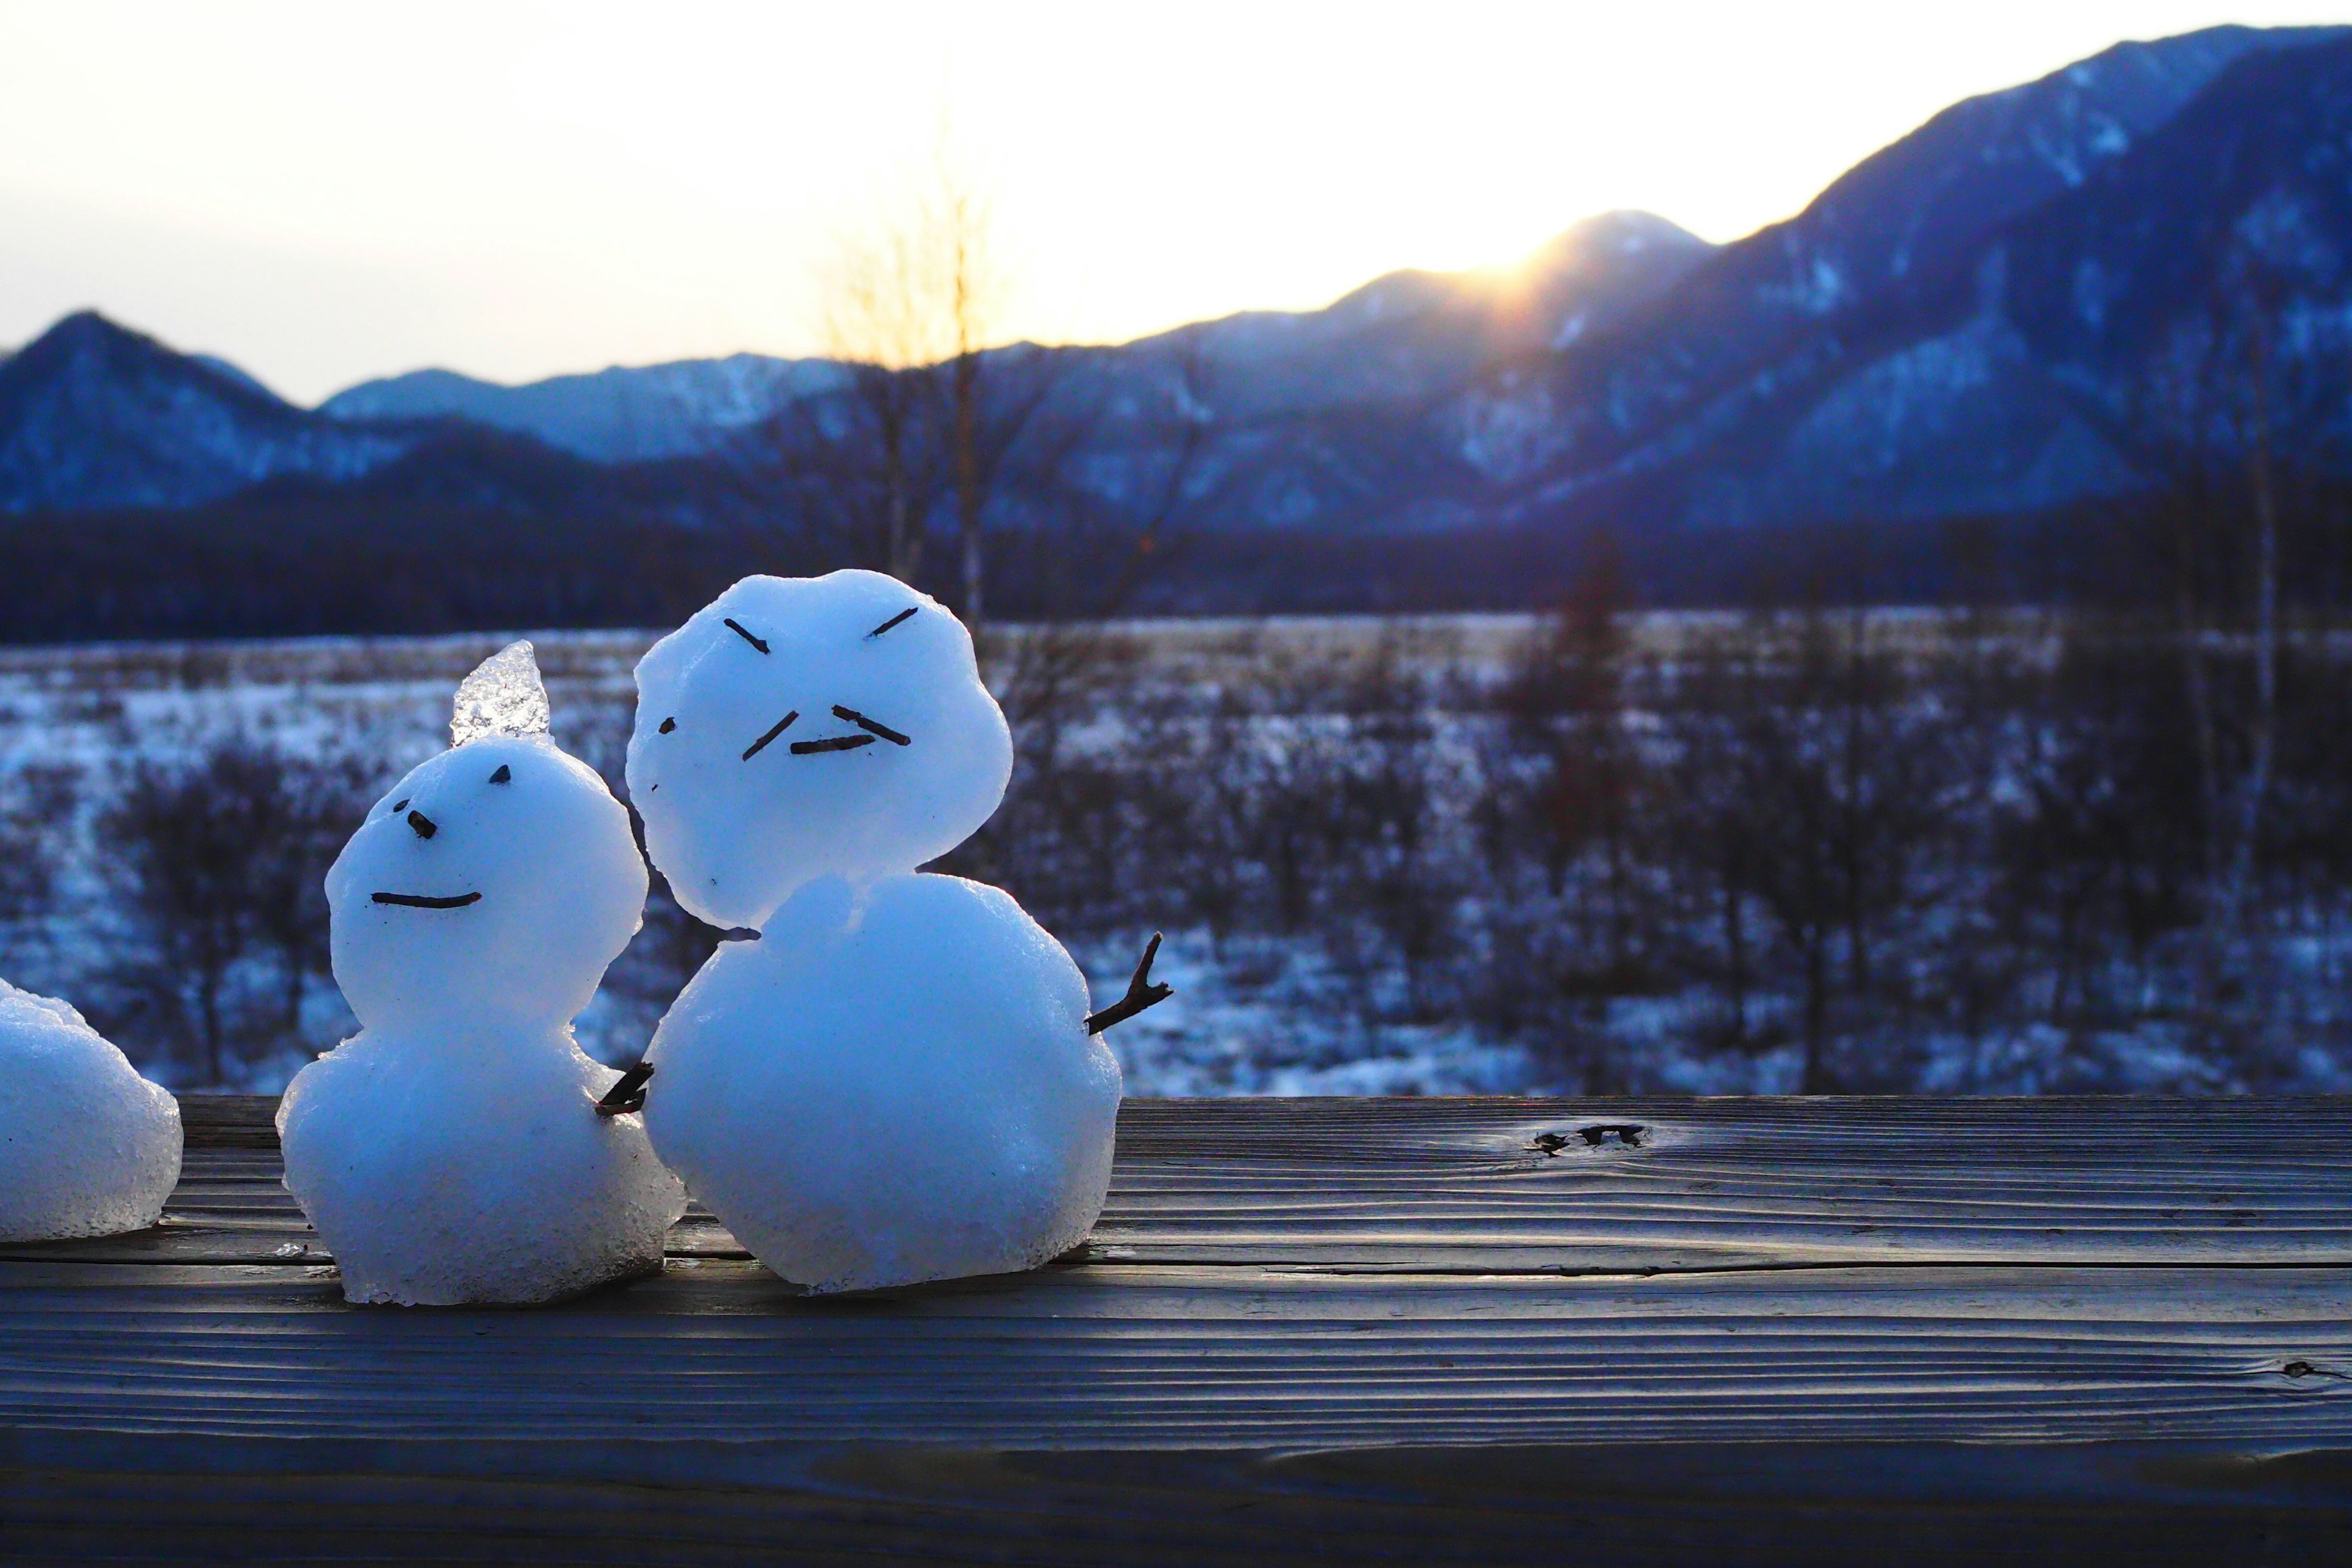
[644,873,1120,1293]
[450,638,550,747]
[0,977,181,1242]
[278,646,682,1305]
[628,571,1012,930]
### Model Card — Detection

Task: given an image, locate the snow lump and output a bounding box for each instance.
[0,978,182,1242]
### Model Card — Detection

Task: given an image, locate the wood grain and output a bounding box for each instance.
[2,1259,2349,1446]
[4,1094,2350,1562]
[17,1093,2345,1272]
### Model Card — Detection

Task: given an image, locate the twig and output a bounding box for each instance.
[372,891,480,909]
[741,710,799,760]
[831,705,910,745]
[723,618,770,654]
[791,734,876,755]
[867,607,918,639]
[1086,932,1174,1035]
[594,1061,655,1117]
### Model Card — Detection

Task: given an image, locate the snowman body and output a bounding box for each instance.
[280,1015,680,1305]
[279,647,684,1306]
[0,978,182,1243]
[647,873,1120,1292]
[630,571,1123,1292]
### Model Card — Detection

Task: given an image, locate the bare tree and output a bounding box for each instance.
[100,744,369,1085]
[824,213,954,579]
[821,140,1006,615]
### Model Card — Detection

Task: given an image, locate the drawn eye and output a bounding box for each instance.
[488,764,511,784]
[659,717,676,734]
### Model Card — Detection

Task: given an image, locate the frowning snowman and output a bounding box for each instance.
[622,571,1165,1294]
[278,643,685,1305]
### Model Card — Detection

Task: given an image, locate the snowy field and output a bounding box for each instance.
[2,610,2345,1096]
[0,620,1548,1095]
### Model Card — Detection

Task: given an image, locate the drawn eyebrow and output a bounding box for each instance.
[723,617,771,654]
[741,710,799,761]
[867,607,918,639]
[831,704,911,746]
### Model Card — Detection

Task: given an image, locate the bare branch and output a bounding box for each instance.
[1085,932,1174,1035]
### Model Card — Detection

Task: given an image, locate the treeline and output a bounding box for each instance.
[952,608,2352,1092]
[8,456,2352,641]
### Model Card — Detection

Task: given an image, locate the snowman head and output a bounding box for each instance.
[327,643,648,1035]
[627,571,1011,929]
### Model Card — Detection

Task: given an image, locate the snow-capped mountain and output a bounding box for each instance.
[321,354,853,463]
[314,211,1703,462]
[1446,24,2352,535]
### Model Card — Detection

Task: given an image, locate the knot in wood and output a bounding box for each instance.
[1531,1123,1646,1156]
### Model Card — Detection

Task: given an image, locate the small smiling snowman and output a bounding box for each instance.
[625,570,1163,1294]
[278,642,684,1305]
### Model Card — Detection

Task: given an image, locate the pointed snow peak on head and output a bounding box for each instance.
[452,640,550,747]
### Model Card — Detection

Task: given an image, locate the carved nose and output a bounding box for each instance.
[407,810,437,840]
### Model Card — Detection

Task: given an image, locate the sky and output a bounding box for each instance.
[0,2,2344,403]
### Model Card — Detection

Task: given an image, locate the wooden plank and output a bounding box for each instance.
[7,1431,2351,1566]
[7,1095,2352,1560]
[19,1094,2346,1273]
[2,1262,2347,1449]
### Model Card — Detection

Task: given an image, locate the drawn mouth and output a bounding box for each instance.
[372,891,483,910]
[744,704,911,761]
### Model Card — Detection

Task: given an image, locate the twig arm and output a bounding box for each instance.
[594,1061,655,1117]
[1086,932,1175,1035]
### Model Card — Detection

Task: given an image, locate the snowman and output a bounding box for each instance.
[277,642,685,1305]
[620,570,1167,1293]
[0,979,182,1242]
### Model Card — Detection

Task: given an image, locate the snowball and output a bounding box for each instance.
[0,978,182,1243]
[627,571,1012,929]
[280,647,682,1305]
[643,872,1121,1293]
[450,638,550,746]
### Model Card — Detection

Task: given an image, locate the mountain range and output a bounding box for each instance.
[2,22,2350,633]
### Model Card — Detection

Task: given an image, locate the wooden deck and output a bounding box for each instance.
[4,1095,2350,1563]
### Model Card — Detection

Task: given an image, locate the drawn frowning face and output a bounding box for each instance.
[326,735,647,1035]
[626,571,1012,930]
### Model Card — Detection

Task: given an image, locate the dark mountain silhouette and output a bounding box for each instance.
[0,312,415,513]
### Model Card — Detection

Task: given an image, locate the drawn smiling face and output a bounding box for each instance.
[627,571,1013,929]
[326,734,649,1035]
